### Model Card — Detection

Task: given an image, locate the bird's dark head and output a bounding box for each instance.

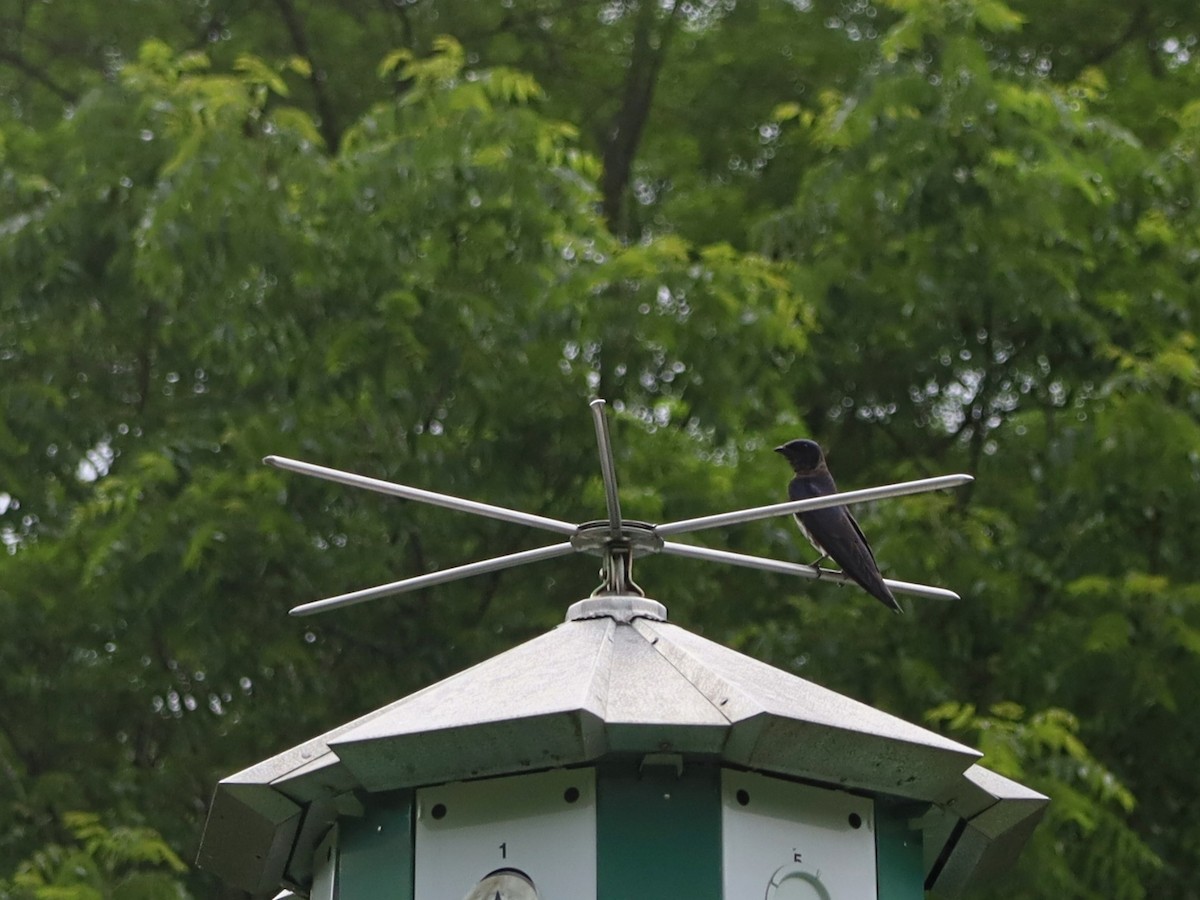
[774,438,826,474]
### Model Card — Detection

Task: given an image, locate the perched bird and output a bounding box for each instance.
[774,438,902,613]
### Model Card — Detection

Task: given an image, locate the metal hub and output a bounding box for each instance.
[570,521,663,557]
[570,520,663,598]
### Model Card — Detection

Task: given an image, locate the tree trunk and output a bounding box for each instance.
[600,0,682,236]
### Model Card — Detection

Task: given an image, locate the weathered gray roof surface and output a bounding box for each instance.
[198,597,1045,897]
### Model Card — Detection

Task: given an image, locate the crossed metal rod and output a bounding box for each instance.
[270,400,971,616]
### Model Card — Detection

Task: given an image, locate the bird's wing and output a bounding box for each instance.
[789,474,879,570]
[843,507,880,566]
[787,473,899,612]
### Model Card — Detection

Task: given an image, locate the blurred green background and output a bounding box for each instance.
[2,0,1199,896]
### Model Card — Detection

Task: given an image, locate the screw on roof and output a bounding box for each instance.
[265,399,971,616]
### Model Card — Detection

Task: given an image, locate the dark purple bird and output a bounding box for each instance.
[775,439,902,613]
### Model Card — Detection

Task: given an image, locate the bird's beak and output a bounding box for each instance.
[773,445,786,455]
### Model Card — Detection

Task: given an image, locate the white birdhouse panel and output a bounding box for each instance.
[415,768,596,900]
[722,770,877,899]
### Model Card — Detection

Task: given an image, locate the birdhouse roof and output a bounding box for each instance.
[198,597,1045,897]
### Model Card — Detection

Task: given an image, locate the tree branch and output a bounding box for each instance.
[0,708,34,802]
[1081,2,1150,70]
[0,48,77,103]
[600,0,684,235]
[269,0,341,149]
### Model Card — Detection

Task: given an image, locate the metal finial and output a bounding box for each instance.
[269,400,973,616]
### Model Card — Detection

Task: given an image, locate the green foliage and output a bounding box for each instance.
[928,703,1162,899]
[0,813,188,900]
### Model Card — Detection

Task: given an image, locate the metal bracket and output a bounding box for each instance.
[267,399,972,616]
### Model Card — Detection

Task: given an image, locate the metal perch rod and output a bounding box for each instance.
[589,399,624,540]
[655,474,973,536]
[289,542,577,616]
[264,455,577,535]
[661,541,960,602]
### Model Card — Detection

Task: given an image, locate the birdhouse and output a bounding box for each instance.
[198,402,1046,898]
